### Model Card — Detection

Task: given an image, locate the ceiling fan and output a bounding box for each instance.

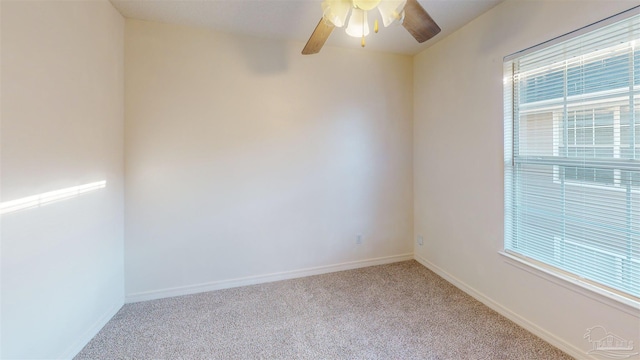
[302,0,441,55]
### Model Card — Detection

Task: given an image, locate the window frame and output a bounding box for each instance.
[503,6,640,310]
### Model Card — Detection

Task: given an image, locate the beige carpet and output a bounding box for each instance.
[75,261,572,359]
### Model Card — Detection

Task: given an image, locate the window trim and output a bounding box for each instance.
[500,251,640,317]
[503,5,640,306]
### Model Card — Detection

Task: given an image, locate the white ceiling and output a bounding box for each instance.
[110,0,504,55]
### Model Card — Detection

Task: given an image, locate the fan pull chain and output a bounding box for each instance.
[361,15,366,47]
[374,19,379,33]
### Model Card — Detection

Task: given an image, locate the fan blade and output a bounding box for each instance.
[302,18,335,55]
[402,0,441,43]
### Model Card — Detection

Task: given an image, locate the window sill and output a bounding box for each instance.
[499,251,640,318]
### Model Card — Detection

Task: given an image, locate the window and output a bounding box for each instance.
[504,8,640,300]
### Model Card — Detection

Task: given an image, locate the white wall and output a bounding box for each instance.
[0,1,124,358]
[124,20,414,300]
[413,1,640,358]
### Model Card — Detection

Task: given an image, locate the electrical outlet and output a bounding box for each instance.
[357,234,363,244]
[417,235,424,246]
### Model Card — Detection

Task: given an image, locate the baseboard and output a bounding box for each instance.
[126,253,414,303]
[60,300,123,359]
[413,254,590,360]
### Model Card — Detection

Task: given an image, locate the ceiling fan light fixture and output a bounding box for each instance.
[345,8,369,38]
[303,0,441,55]
[321,0,351,27]
[352,0,382,11]
[377,0,407,27]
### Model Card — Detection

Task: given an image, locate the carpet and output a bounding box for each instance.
[75,260,571,359]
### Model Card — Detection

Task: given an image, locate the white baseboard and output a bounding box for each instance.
[126,253,414,303]
[60,300,123,359]
[414,254,590,360]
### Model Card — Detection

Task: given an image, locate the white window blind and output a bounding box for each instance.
[504,8,640,300]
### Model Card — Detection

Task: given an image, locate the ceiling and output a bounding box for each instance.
[110,0,504,55]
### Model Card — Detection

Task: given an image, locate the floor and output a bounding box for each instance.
[76,261,572,359]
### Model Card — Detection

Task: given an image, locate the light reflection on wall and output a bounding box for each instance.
[0,180,107,215]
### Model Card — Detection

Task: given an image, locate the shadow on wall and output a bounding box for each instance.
[470,1,537,57]
[228,34,291,74]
